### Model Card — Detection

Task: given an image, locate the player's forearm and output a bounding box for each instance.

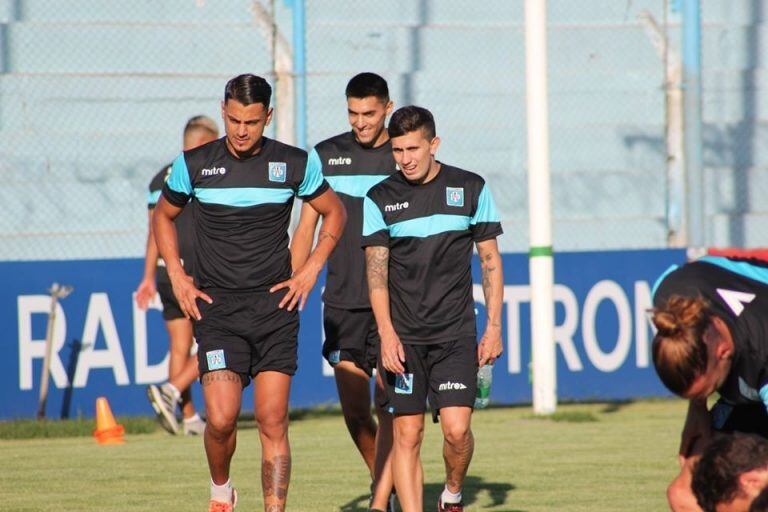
[302,207,346,273]
[365,246,395,334]
[369,288,396,335]
[142,212,159,281]
[289,223,315,273]
[480,248,504,329]
[152,210,183,277]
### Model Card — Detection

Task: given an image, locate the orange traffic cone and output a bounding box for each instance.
[93,396,125,445]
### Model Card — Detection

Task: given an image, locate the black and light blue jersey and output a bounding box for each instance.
[148,164,195,280]
[162,137,328,291]
[314,131,395,308]
[653,256,768,406]
[361,164,503,343]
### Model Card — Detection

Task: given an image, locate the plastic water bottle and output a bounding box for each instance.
[474,364,493,409]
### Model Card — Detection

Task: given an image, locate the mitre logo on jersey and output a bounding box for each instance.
[269,162,287,182]
[438,381,467,391]
[327,156,352,165]
[384,201,409,212]
[446,187,464,207]
[201,166,226,176]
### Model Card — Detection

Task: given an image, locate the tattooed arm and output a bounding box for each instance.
[271,187,347,311]
[289,201,320,273]
[476,238,504,365]
[366,246,405,374]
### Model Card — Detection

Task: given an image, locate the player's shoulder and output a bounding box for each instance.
[266,137,309,161]
[366,171,403,200]
[149,163,172,190]
[441,163,487,187]
[181,137,226,169]
[314,131,353,154]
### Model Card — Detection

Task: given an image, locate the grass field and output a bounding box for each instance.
[0,400,686,511]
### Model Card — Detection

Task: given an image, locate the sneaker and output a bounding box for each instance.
[208,488,237,512]
[183,415,206,436]
[146,383,180,435]
[437,498,463,512]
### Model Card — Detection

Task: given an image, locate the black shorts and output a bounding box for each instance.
[156,280,185,321]
[322,306,379,376]
[194,289,299,385]
[380,337,478,421]
[711,400,768,438]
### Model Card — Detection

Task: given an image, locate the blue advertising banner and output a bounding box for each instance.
[0,249,686,420]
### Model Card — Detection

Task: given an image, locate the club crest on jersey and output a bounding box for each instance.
[446,187,464,207]
[269,162,287,183]
[395,373,414,395]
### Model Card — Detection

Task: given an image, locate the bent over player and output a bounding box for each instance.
[652,256,768,511]
[138,115,218,436]
[153,74,346,512]
[362,106,504,512]
[291,72,396,511]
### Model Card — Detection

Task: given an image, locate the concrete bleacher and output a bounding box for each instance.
[0,0,765,260]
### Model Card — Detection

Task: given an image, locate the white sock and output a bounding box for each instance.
[441,485,462,504]
[184,413,201,424]
[210,478,233,503]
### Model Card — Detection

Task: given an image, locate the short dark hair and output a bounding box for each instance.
[224,74,272,107]
[693,434,768,511]
[345,72,389,102]
[387,105,436,140]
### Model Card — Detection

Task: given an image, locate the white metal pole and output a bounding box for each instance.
[525,0,556,415]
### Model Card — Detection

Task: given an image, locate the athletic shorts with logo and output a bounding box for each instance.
[380,336,478,421]
[322,306,379,376]
[711,399,768,438]
[194,289,298,385]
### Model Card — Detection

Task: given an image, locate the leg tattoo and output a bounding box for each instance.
[262,455,291,502]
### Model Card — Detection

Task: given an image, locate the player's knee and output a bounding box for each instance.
[394,421,424,449]
[255,409,289,440]
[667,476,695,510]
[343,404,374,431]
[443,423,472,447]
[206,414,237,441]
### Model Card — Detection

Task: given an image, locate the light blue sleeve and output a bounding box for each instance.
[362,196,387,237]
[147,190,162,206]
[298,148,324,197]
[470,184,500,224]
[166,154,193,196]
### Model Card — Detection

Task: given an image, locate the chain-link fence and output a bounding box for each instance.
[0,0,761,261]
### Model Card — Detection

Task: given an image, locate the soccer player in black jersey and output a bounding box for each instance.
[652,256,768,511]
[137,115,218,436]
[153,74,346,512]
[362,106,504,512]
[291,72,396,512]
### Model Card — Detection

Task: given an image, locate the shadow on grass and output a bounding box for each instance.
[339,475,518,511]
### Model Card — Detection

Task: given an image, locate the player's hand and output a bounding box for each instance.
[169,271,212,321]
[478,325,503,366]
[269,263,320,312]
[380,329,405,374]
[678,399,711,467]
[135,278,156,310]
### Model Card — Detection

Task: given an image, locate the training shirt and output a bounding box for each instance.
[314,131,395,309]
[653,256,768,406]
[162,137,328,291]
[361,164,503,343]
[148,164,195,282]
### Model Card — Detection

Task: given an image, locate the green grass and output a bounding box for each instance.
[0,400,686,511]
